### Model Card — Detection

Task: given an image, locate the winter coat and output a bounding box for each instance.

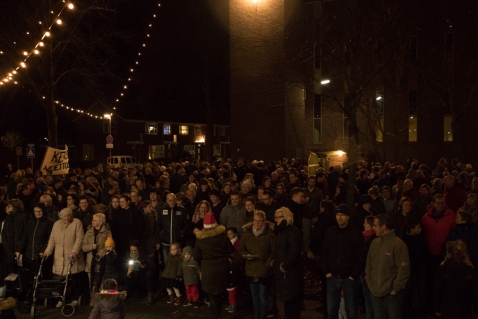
[110,205,144,259]
[284,200,303,231]
[162,253,183,279]
[391,210,417,238]
[273,220,302,302]
[140,214,159,254]
[444,185,468,213]
[21,215,53,261]
[156,205,186,245]
[89,293,126,319]
[44,218,85,276]
[194,225,234,295]
[302,187,323,219]
[402,233,426,277]
[1,211,27,264]
[309,211,337,255]
[82,224,112,273]
[434,260,478,319]
[0,297,16,319]
[100,251,119,282]
[421,207,455,256]
[182,258,200,286]
[220,203,247,236]
[447,223,478,265]
[238,221,276,279]
[321,223,366,279]
[365,230,410,297]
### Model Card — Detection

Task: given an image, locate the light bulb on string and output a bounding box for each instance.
[34,50,39,54]
[68,3,74,9]
[23,51,28,56]
[20,62,26,68]
[56,19,62,25]
[39,42,44,47]
[44,31,51,37]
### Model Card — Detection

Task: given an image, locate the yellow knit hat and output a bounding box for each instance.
[105,236,115,248]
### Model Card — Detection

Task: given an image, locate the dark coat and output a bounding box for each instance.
[284,200,303,231]
[73,207,94,233]
[434,260,478,319]
[89,293,126,319]
[156,205,187,245]
[21,215,53,261]
[162,253,182,279]
[321,223,366,279]
[273,220,302,302]
[447,223,478,266]
[194,225,234,295]
[110,205,144,260]
[309,211,337,255]
[238,221,276,279]
[181,257,200,286]
[1,211,27,264]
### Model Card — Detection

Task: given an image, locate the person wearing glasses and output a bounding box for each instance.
[273,207,302,319]
[421,193,456,316]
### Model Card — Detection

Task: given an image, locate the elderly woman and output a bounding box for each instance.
[20,202,53,276]
[44,208,85,305]
[238,210,276,318]
[273,207,302,319]
[82,213,111,301]
[194,213,234,319]
[2,198,27,277]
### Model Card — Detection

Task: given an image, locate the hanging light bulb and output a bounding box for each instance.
[39,42,44,47]
[68,3,74,9]
[23,51,28,56]
[45,31,51,37]
[56,19,62,25]
[34,50,39,54]
[20,62,26,68]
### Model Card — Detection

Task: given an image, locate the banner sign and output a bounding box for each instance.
[41,145,69,175]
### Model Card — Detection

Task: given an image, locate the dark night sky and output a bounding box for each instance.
[0,0,229,145]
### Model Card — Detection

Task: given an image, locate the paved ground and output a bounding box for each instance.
[16,293,324,319]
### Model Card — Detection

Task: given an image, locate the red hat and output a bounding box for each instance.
[203,212,217,229]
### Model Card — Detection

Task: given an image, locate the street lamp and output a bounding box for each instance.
[104,113,112,158]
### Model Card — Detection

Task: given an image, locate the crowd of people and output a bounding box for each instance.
[0,156,477,319]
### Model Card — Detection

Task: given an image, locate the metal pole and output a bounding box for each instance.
[109,117,112,158]
[31,158,33,171]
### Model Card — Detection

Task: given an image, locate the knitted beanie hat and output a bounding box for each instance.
[105,236,115,248]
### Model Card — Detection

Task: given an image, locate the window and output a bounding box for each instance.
[103,121,117,134]
[314,44,320,69]
[409,36,417,60]
[184,145,195,157]
[313,94,322,144]
[194,126,201,136]
[375,92,384,143]
[408,90,418,142]
[163,124,171,135]
[218,126,225,136]
[179,125,189,135]
[145,123,157,135]
[83,144,94,161]
[148,145,164,160]
[213,145,221,157]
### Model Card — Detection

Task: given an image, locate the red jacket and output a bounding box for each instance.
[421,207,455,256]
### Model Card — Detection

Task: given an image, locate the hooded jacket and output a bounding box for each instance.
[82,224,112,273]
[365,230,410,297]
[89,292,126,319]
[238,221,276,279]
[220,202,246,236]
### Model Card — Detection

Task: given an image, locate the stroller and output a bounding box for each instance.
[30,256,84,318]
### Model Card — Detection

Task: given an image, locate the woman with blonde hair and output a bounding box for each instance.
[273,207,302,319]
[434,240,477,319]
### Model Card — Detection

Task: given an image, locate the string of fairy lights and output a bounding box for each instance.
[0,1,162,120]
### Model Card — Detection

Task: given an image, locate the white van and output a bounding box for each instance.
[107,156,138,169]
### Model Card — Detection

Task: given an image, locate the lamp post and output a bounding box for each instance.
[104,114,112,158]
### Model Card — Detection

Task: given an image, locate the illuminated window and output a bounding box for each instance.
[148,145,164,160]
[145,123,158,135]
[213,145,221,157]
[313,94,322,144]
[444,116,453,141]
[179,125,189,135]
[83,144,94,161]
[163,124,171,135]
[375,92,384,143]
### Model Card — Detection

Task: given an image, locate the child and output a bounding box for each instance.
[89,279,126,319]
[162,242,183,305]
[181,246,200,308]
[225,227,241,313]
[99,237,119,287]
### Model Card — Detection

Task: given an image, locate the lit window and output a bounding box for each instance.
[375,91,384,143]
[145,123,158,135]
[163,124,171,135]
[148,145,164,160]
[179,125,189,135]
[83,144,94,161]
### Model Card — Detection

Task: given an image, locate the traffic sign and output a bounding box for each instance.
[16,146,22,156]
[26,144,35,159]
[106,135,113,144]
[106,144,113,149]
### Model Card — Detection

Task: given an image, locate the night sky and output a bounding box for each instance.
[0,0,229,145]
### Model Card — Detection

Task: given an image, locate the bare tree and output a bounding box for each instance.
[1,130,24,150]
